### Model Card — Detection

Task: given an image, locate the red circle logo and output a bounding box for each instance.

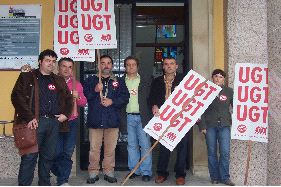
[60,48,69,55]
[84,34,93,42]
[237,124,247,133]
[220,95,227,101]
[153,123,162,131]
[130,89,137,95]
[112,81,119,88]
[48,84,56,90]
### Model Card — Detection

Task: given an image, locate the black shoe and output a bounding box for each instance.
[223,180,235,186]
[104,174,117,183]
[142,175,151,182]
[86,175,99,184]
[127,173,140,179]
[211,179,219,184]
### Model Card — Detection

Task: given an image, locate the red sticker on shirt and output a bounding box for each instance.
[112,81,119,88]
[48,84,56,90]
[219,94,227,101]
[130,89,137,95]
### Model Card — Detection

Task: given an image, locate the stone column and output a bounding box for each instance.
[189,0,214,177]
[267,0,281,185]
[227,0,268,185]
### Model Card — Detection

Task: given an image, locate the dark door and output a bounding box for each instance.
[79,3,133,171]
[134,3,191,170]
[79,0,191,172]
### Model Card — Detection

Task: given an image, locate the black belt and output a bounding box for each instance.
[40,114,56,119]
[127,113,140,115]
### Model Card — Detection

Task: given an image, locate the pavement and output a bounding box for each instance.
[0,170,227,186]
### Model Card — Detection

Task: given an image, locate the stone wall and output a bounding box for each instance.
[267,0,281,185]
[227,0,281,185]
[0,138,21,179]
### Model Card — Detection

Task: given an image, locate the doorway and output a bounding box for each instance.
[79,1,192,172]
[133,2,191,171]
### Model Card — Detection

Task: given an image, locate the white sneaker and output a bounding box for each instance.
[61,182,70,186]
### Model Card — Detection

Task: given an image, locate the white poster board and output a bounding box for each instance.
[0,4,41,69]
[54,0,95,61]
[77,0,117,49]
[231,63,268,143]
[144,70,222,151]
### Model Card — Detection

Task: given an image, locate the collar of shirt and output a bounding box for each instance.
[38,69,54,78]
[38,72,52,80]
[102,76,110,82]
[125,73,140,80]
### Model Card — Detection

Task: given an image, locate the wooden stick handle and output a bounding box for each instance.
[244,140,253,185]
[96,49,103,99]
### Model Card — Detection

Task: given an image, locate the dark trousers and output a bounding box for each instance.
[51,119,78,185]
[156,133,188,178]
[18,117,59,186]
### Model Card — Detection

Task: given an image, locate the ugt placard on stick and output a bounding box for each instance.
[144,70,222,151]
[231,63,268,143]
[77,0,117,49]
[54,0,95,61]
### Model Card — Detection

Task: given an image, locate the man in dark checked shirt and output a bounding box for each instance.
[148,56,188,185]
[11,49,73,186]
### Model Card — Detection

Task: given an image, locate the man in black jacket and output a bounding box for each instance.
[84,55,129,184]
[11,49,73,186]
[148,56,188,185]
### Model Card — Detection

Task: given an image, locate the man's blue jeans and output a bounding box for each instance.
[18,117,59,186]
[51,119,78,185]
[127,114,152,176]
[205,126,230,182]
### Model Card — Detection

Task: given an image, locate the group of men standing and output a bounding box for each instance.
[11,49,235,186]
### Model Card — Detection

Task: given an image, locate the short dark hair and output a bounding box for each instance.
[58,57,74,66]
[100,55,113,64]
[38,49,58,61]
[124,56,139,67]
[212,69,226,77]
[163,56,176,62]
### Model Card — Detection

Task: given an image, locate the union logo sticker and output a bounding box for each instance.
[219,94,227,101]
[48,84,56,90]
[112,81,119,88]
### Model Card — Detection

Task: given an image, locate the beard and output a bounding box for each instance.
[102,68,111,75]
